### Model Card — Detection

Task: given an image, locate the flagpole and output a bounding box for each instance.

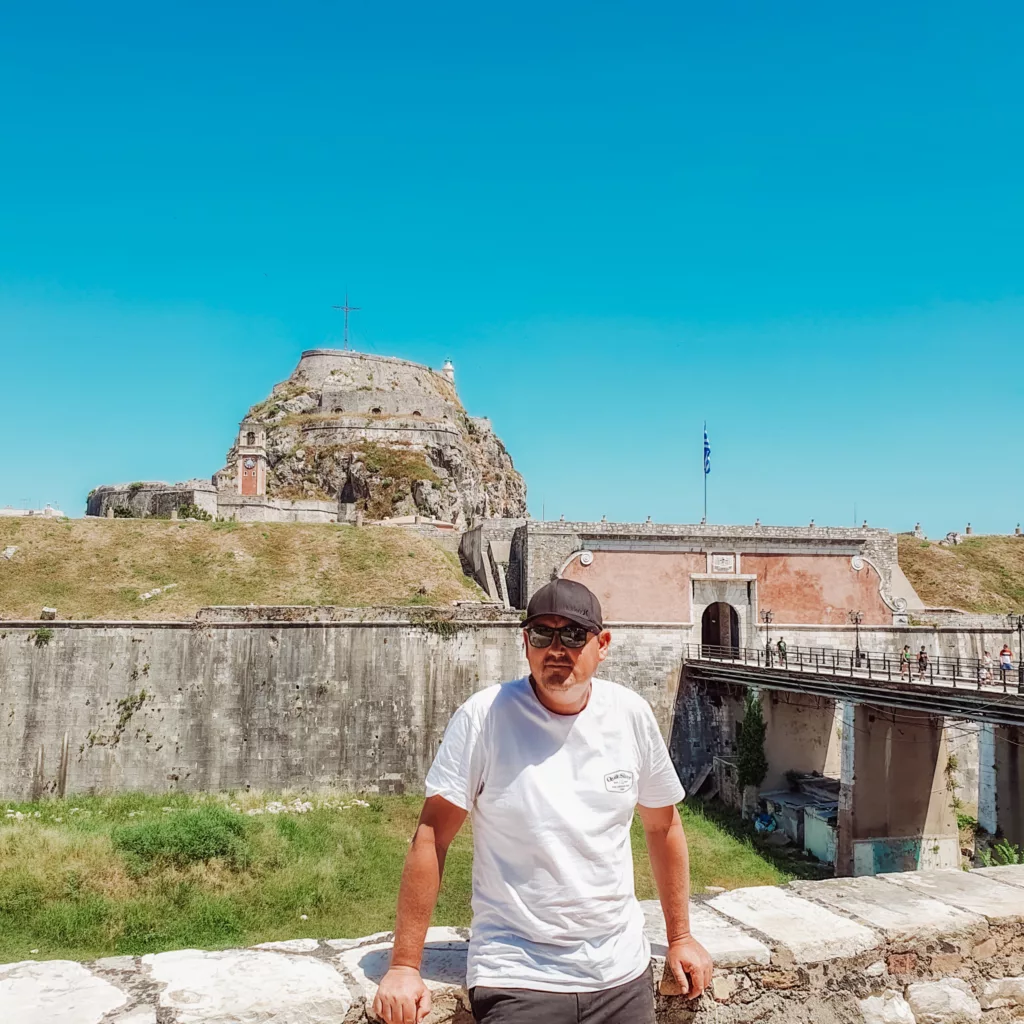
[703,421,707,524]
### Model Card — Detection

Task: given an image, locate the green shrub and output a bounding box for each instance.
[112,806,252,871]
[177,503,212,522]
[957,813,978,833]
[737,690,768,790]
[113,506,136,518]
[30,628,54,648]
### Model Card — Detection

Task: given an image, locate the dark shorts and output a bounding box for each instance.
[469,965,655,1024]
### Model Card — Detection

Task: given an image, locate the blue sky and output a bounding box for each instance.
[1,2,1021,535]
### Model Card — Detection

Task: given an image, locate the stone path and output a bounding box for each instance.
[7,868,1024,1023]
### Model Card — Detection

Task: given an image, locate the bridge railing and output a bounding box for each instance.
[686,642,1024,692]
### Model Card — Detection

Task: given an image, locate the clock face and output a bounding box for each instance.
[244,458,256,469]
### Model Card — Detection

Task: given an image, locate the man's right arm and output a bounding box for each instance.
[372,795,468,1024]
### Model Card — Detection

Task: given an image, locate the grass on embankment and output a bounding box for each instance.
[0,792,792,964]
[0,518,481,620]
[898,534,1024,613]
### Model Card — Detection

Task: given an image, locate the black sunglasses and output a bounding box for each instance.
[525,624,592,649]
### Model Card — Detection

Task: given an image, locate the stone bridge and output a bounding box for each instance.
[678,644,1024,877]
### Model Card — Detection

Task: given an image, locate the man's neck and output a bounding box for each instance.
[528,675,592,716]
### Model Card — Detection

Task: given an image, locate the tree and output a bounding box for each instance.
[737,689,768,790]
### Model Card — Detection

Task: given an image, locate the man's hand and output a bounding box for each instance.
[663,935,714,999]
[372,966,432,1023]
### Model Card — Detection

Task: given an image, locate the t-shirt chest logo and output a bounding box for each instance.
[604,770,635,793]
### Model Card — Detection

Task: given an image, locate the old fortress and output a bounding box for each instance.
[87,348,526,529]
[7,343,1024,884]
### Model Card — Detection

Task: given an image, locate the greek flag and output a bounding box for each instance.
[703,425,711,476]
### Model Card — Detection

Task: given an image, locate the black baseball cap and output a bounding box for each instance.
[523,579,604,635]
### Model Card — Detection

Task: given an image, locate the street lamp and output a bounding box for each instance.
[760,608,773,665]
[849,610,864,667]
[1008,613,1024,692]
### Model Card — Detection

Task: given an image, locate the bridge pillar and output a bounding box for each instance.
[761,692,841,791]
[994,726,1024,848]
[837,706,959,876]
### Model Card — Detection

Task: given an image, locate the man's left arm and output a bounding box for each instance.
[637,803,714,999]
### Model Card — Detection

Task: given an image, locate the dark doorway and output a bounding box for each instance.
[701,602,740,656]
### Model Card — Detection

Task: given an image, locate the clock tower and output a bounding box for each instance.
[236,421,267,497]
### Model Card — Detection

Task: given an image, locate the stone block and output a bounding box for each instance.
[860,990,916,1024]
[791,876,983,941]
[325,930,395,951]
[929,954,963,974]
[112,1011,157,1024]
[979,976,1024,1009]
[709,885,879,964]
[0,959,127,1023]
[640,899,771,967]
[970,938,997,960]
[881,870,1024,923]
[710,974,749,1002]
[142,948,352,1024]
[337,930,469,1017]
[974,866,1024,889]
[92,956,138,972]
[865,961,887,978]
[251,938,321,953]
[906,978,981,1024]
[760,969,803,990]
[887,954,918,976]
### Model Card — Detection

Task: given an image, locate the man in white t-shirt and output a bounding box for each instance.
[373,578,713,1023]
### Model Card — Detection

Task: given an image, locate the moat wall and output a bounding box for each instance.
[0,616,685,800]
[0,613,1007,802]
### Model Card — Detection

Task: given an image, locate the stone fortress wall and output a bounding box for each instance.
[15,865,1024,1024]
[0,608,1009,804]
[86,349,527,527]
[86,481,219,520]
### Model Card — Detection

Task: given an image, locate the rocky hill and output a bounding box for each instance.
[214,350,526,528]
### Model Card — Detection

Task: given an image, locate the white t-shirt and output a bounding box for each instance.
[424,676,685,992]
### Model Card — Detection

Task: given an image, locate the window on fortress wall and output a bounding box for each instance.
[412,410,422,417]
[246,431,256,446]
[372,407,382,414]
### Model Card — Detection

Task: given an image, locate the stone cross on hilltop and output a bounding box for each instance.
[331,293,360,350]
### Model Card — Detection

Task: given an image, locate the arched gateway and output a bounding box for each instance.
[701,601,740,655]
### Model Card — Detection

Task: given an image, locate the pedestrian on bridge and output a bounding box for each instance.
[373,578,713,1024]
[981,650,994,684]
[900,645,912,679]
[1000,645,1013,684]
[917,647,929,681]
[777,637,788,667]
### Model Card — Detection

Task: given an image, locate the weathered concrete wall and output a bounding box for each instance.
[0,616,687,800]
[761,692,841,792]
[217,494,339,523]
[13,866,1024,1023]
[0,618,524,800]
[844,706,959,876]
[995,726,1024,848]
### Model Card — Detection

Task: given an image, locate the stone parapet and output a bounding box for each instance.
[216,494,339,523]
[86,482,218,519]
[194,604,516,624]
[10,867,1024,1022]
